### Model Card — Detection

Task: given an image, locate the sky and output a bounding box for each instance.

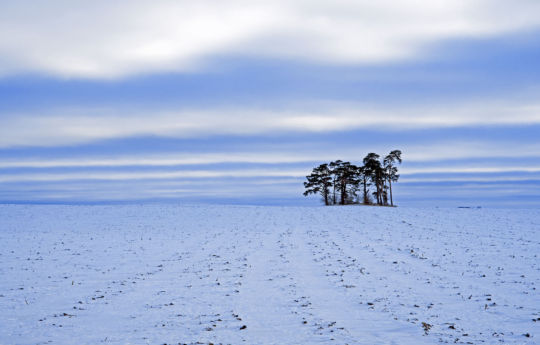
[1,0,540,207]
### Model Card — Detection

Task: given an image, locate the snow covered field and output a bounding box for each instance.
[0,205,538,344]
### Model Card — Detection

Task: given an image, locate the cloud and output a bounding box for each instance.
[1,1,539,78]
[1,99,539,148]
[1,163,540,184]
[1,140,540,169]
[401,177,540,183]
[0,169,307,183]
[401,166,540,174]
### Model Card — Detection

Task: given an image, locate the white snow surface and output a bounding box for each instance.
[0,204,539,345]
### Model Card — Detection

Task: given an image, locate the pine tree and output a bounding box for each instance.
[363,153,384,205]
[303,150,402,207]
[329,160,343,205]
[335,162,360,205]
[358,165,371,204]
[383,150,402,206]
[303,163,332,205]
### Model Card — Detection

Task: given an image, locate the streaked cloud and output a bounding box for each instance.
[1,98,539,148]
[401,177,540,183]
[402,167,540,174]
[2,139,540,169]
[1,1,539,78]
[0,169,307,183]
[2,165,540,184]
[0,1,539,207]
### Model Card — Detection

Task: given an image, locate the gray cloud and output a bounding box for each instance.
[1,1,539,78]
[1,99,539,148]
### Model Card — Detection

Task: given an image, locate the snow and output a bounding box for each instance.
[0,204,539,344]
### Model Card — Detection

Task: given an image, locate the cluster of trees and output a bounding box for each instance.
[303,150,402,206]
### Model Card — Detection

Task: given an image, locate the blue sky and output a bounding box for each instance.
[1,1,540,207]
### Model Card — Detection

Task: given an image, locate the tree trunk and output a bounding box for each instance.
[363,178,368,204]
[376,179,381,205]
[341,181,346,205]
[332,179,337,205]
[389,178,393,206]
[379,181,383,205]
[383,179,388,205]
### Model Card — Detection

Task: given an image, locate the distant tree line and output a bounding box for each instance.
[303,150,402,206]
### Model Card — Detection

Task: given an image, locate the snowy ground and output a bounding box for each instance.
[0,205,539,344]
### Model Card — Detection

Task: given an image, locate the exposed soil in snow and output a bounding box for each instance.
[0,205,538,344]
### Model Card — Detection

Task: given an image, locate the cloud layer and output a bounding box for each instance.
[1,0,540,78]
[2,99,540,148]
